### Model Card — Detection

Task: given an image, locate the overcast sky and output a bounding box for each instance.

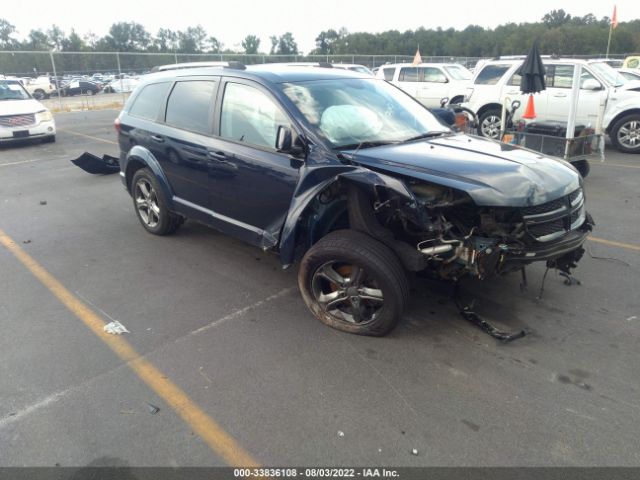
[3,0,636,53]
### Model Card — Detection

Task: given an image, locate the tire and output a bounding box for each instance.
[298,229,409,336]
[85,89,95,96]
[33,89,46,100]
[610,113,640,154]
[477,108,502,139]
[131,168,183,235]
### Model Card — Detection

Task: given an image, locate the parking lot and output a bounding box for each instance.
[1,109,639,467]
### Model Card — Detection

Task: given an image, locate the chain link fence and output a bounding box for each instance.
[0,50,630,112]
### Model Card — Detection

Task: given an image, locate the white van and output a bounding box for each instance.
[375,63,472,107]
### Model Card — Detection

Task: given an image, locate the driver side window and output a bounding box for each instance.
[220,82,290,150]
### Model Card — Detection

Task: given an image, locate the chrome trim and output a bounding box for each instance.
[523,205,567,221]
[173,196,264,236]
[570,190,583,207]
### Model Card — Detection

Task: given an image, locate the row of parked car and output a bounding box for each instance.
[372,58,640,153]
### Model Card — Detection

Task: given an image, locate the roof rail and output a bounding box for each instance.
[224,61,246,70]
[317,62,334,68]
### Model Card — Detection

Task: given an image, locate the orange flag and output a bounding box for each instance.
[412,48,422,66]
[612,5,618,29]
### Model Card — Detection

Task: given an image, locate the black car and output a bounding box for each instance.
[55,80,101,96]
[115,64,593,336]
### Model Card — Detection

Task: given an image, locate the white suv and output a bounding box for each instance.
[376,63,472,108]
[463,58,640,153]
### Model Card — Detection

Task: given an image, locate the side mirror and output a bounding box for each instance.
[440,97,450,108]
[582,79,602,91]
[276,126,305,156]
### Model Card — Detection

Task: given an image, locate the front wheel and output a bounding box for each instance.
[477,109,502,139]
[610,114,640,153]
[298,229,409,336]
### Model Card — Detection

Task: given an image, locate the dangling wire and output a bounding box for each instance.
[536,266,550,300]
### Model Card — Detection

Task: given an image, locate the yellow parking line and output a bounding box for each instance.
[58,128,118,145]
[0,228,259,467]
[589,236,640,252]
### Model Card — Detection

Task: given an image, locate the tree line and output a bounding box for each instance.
[1,10,639,56]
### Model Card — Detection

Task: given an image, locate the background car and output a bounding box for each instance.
[618,68,640,82]
[0,79,56,143]
[462,58,640,153]
[102,78,140,93]
[375,63,472,107]
[53,80,101,96]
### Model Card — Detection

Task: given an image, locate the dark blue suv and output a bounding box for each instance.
[116,63,592,336]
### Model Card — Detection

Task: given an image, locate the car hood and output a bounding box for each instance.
[0,99,46,116]
[619,80,640,92]
[342,134,581,207]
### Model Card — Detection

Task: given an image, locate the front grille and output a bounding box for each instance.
[528,219,565,238]
[0,114,36,128]
[521,197,566,216]
[521,188,584,242]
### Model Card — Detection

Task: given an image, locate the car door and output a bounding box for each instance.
[395,67,420,102]
[205,78,300,237]
[154,78,220,208]
[417,66,450,107]
[544,64,606,127]
[500,64,549,122]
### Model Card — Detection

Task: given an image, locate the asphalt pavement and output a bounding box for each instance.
[0,110,639,467]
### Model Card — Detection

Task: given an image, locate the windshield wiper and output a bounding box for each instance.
[334,140,399,150]
[403,131,450,142]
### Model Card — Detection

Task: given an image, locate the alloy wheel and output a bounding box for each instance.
[134,178,161,228]
[481,115,501,139]
[311,261,384,325]
[617,120,640,149]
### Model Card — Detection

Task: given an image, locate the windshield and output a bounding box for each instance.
[589,62,626,87]
[281,78,449,149]
[444,65,472,81]
[0,80,31,100]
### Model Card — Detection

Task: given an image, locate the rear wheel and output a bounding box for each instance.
[33,89,46,100]
[610,114,640,153]
[478,108,502,139]
[131,168,183,235]
[298,229,409,336]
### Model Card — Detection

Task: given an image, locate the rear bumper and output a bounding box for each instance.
[0,120,56,142]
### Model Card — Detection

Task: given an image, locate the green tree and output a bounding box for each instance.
[208,36,222,53]
[47,25,66,51]
[269,32,298,55]
[25,29,50,50]
[241,35,260,54]
[542,9,572,28]
[178,26,207,53]
[105,22,150,51]
[0,18,17,49]
[62,30,85,51]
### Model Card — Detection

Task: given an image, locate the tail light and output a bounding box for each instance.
[114,117,121,134]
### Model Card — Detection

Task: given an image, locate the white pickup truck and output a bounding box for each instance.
[462,58,640,153]
[22,76,56,100]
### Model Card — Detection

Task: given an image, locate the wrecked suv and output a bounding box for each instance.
[115,64,593,336]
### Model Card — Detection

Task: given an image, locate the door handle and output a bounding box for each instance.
[208,151,228,161]
[506,90,520,94]
[151,135,164,143]
[552,93,567,97]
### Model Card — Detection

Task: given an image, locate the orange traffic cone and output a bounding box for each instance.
[522,94,536,119]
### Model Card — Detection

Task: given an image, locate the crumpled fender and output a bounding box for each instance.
[278,147,419,267]
[125,146,175,209]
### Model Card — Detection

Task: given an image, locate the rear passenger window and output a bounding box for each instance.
[474,65,510,85]
[399,67,419,82]
[547,65,574,88]
[382,68,394,81]
[165,80,216,134]
[128,82,171,120]
[220,82,290,150]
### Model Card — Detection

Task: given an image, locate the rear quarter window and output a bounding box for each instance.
[128,82,171,121]
[474,65,511,85]
[382,68,395,81]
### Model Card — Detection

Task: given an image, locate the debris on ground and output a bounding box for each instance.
[147,403,160,415]
[337,431,345,437]
[119,410,136,415]
[71,152,120,175]
[103,320,129,335]
[22,240,32,244]
[198,366,212,384]
[411,448,419,455]
[627,316,637,322]
[39,201,47,205]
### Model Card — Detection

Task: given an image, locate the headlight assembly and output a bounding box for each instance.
[35,110,53,123]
